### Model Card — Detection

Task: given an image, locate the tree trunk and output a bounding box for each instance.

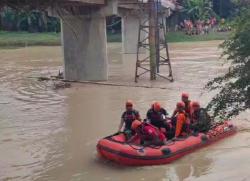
[12,10,18,31]
[0,13,2,30]
[27,15,32,32]
[41,12,48,32]
[16,13,22,31]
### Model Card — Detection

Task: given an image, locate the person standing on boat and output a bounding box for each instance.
[172,102,189,138]
[146,102,168,129]
[118,100,141,139]
[190,101,212,133]
[171,92,192,119]
[129,120,167,146]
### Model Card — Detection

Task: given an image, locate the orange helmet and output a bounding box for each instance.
[131,120,142,130]
[177,101,185,108]
[181,92,189,99]
[191,101,200,108]
[126,100,133,107]
[153,102,161,112]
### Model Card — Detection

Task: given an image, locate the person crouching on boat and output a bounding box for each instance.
[118,100,141,139]
[172,102,189,138]
[146,102,168,129]
[190,101,212,133]
[129,120,167,146]
[171,92,192,119]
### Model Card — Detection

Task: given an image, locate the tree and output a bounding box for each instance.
[212,0,236,18]
[183,0,215,21]
[0,7,60,32]
[1,7,17,30]
[206,2,250,119]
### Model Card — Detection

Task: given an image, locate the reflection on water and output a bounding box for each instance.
[165,150,213,181]
[0,42,249,181]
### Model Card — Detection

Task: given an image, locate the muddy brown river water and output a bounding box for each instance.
[0,41,249,181]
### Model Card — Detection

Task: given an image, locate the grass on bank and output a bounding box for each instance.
[108,32,230,43]
[0,31,230,48]
[0,31,119,48]
[106,31,230,43]
[0,31,60,48]
[166,31,230,43]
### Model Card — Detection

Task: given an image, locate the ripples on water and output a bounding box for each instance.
[0,43,249,181]
[0,47,67,180]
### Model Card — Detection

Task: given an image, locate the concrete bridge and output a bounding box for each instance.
[53,0,176,81]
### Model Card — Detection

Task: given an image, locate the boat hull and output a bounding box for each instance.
[97,122,237,166]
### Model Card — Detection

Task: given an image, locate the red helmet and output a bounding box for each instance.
[191,101,200,108]
[126,100,133,107]
[153,102,161,112]
[177,101,185,108]
[131,120,142,130]
[181,92,189,99]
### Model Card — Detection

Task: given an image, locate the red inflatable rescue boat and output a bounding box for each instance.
[97,122,237,166]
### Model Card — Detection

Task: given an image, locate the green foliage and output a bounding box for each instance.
[212,0,236,18]
[206,6,250,119]
[183,0,216,21]
[0,7,60,32]
[107,32,121,42]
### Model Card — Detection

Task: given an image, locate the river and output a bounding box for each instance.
[0,41,249,181]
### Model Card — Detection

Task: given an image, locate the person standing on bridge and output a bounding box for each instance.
[118,100,141,139]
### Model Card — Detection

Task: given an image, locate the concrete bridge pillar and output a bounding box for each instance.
[61,15,108,81]
[121,14,141,54]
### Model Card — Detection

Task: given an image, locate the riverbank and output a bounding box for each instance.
[0,31,122,48]
[166,31,230,42]
[0,31,60,48]
[0,31,230,49]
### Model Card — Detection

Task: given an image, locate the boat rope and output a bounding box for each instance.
[127,143,145,151]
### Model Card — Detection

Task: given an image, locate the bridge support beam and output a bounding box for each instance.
[121,13,148,54]
[121,14,141,54]
[61,15,108,81]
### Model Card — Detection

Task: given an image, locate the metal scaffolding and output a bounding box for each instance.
[134,0,173,82]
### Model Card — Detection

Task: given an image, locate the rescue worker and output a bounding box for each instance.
[172,102,188,138]
[118,100,141,139]
[171,92,192,118]
[146,102,168,129]
[129,120,167,146]
[190,101,211,133]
